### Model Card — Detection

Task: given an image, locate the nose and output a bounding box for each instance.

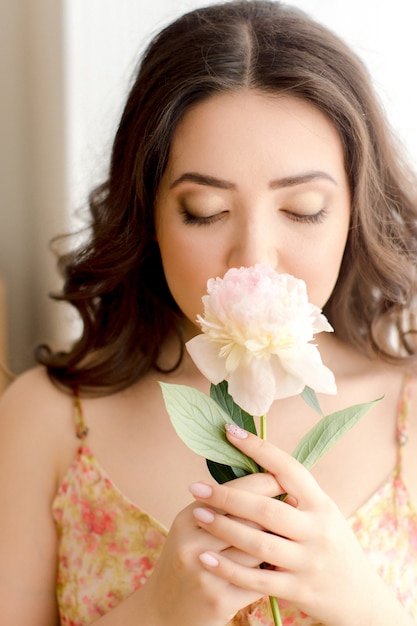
[227,214,279,270]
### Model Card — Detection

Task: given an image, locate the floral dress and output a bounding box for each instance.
[52,378,417,625]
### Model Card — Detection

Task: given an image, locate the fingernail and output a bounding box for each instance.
[189,482,213,498]
[225,423,248,439]
[199,552,219,567]
[193,507,215,524]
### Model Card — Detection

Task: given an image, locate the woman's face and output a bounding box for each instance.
[155,90,351,334]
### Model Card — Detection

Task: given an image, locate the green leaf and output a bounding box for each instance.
[207,383,260,482]
[210,381,258,435]
[292,397,383,470]
[301,386,324,416]
[159,382,259,474]
[206,459,249,483]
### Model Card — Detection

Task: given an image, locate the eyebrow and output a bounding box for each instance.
[170,170,338,190]
[170,172,235,190]
[270,171,338,189]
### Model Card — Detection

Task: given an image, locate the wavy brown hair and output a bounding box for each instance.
[37,0,417,393]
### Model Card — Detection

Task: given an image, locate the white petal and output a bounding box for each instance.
[305,363,337,394]
[269,357,306,399]
[279,344,337,395]
[228,358,276,416]
[186,336,227,384]
[311,309,334,333]
[225,344,245,372]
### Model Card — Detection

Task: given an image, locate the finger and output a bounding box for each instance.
[224,469,281,498]
[192,506,302,570]
[199,549,295,600]
[225,424,324,508]
[190,482,305,540]
[189,470,297,516]
[226,472,299,508]
[172,503,231,555]
[188,500,275,559]
[221,545,262,568]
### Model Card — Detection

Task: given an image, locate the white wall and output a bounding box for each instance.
[64,0,417,218]
[292,0,417,168]
[63,0,223,215]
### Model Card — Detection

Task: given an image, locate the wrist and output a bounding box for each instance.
[338,573,415,626]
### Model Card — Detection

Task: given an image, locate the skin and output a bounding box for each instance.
[155,91,351,333]
[0,90,416,626]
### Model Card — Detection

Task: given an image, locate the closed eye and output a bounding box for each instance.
[180,208,227,226]
[282,208,328,224]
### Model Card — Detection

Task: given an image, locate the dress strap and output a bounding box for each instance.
[72,389,89,440]
[395,374,413,470]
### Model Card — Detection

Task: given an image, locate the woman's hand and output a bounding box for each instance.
[188,425,403,626]
[140,498,265,626]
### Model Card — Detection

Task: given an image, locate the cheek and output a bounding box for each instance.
[159,244,208,321]
[165,278,206,325]
[309,238,347,307]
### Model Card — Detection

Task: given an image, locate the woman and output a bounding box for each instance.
[0,2,416,624]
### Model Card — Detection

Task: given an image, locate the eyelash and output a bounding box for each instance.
[179,207,328,226]
[283,209,328,224]
[180,209,225,226]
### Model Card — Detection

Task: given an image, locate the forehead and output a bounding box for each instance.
[164,90,347,185]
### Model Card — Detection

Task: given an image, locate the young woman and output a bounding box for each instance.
[0,2,416,625]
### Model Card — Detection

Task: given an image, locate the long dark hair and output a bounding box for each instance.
[37,0,417,393]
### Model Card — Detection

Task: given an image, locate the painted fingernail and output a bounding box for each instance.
[225,423,248,439]
[193,507,215,524]
[199,552,219,567]
[189,482,213,498]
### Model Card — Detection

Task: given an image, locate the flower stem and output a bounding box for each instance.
[260,415,282,626]
[260,414,267,439]
[270,596,283,626]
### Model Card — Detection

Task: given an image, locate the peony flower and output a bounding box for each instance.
[186,264,336,416]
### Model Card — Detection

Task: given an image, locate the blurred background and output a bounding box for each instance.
[1,0,417,387]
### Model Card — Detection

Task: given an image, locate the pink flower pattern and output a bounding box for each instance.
[52,378,417,625]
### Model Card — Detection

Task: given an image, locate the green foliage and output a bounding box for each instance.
[159,382,259,474]
[301,386,324,416]
[161,380,382,481]
[210,381,258,434]
[292,396,382,469]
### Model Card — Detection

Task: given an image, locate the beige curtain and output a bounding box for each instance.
[0,0,68,375]
[0,277,9,392]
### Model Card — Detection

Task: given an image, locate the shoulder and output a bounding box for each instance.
[2,365,62,399]
[0,366,74,431]
[0,367,79,488]
[0,368,78,623]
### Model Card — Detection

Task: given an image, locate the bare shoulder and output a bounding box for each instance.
[1,365,70,408]
[0,369,76,623]
[0,366,73,427]
[0,366,78,485]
